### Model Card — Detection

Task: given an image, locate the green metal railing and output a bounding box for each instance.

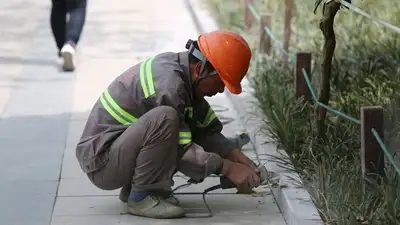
[246,0,400,175]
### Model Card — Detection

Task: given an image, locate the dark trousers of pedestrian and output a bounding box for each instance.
[50,0,87,52]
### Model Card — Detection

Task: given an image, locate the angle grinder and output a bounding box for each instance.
[179,165,279,218]
[218,164,280,191]
[171,164,280,218]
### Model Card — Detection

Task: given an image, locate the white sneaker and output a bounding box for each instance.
[60,43,76,72]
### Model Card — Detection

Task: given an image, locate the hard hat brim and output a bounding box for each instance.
[220,75,242,95]
[197,32,244,95]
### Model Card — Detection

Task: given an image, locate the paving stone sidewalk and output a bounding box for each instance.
[0,0,286,224]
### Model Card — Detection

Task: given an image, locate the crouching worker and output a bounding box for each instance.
[75,30,261,219]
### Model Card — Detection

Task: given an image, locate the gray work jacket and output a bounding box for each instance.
[76,51,236,173]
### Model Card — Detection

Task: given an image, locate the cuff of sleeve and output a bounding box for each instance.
[178,131,192,145]
[215,158,224,175]
[218,140,237,158]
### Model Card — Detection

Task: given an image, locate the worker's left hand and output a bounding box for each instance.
[227,149,259,174]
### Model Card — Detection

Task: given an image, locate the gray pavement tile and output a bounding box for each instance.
[0,140,64,181]
[51,214,285,225]
[51,194,284,224]
[0,75,74,117]
[70,112,91,121]
[53,196,124,216]
[177,194,282,215]
[0,7,74,225]
[63,145,78,160]
[0,180,58,225]
[60,156,88,179]
[57,178,120,197]
[53,195,281,216]
[64,119,86,154]
[0,22,74,118]
[0,114,70,143]
[0,2,47,52]
[1,214,54,225]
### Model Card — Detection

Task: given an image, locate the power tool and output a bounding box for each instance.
[204,164,276,194]
[218,164,271,189]
[171,133,280,218]
[173,164,280,218]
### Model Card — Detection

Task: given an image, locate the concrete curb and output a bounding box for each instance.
[184,0,324,224]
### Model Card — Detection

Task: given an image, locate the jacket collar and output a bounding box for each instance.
[178,51,196,101]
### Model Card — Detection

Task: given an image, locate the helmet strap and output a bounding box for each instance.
[187,40,218,97]
[188,43,207,74]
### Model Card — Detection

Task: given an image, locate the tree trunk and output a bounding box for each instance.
[317,1,341,140]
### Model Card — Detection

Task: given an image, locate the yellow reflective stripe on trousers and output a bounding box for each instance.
[100,89,137,125]
[140,56,156,98]
[179,132,192,145]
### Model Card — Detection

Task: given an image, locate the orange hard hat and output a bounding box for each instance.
[197,30,252,95]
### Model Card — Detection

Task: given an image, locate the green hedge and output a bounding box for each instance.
[204,0,400,224]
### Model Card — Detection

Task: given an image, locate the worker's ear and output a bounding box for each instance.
[195,61,210,78]
[195,61,203,77]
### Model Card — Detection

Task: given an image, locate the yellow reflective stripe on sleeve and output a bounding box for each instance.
[204,107,216,124]
[103,89,137,123]
[140,56,156,98]
[196,107,217,127]
[100,95,131,125]
[184,107,193,118]
[146,57,156,96]
[100,89,137,125]
[179,131,192,145]
[139,60,148,97]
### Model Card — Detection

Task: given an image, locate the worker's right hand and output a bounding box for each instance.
[221,159,260,189]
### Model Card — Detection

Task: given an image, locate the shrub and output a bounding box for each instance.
[204,0,400,224]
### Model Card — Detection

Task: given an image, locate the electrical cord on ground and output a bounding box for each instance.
[169,163,279,218]
[168,133,274,218]
[171,181,222,218]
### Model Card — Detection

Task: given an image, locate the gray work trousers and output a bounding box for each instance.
[87,106,223,192]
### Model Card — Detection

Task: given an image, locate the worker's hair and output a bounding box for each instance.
[185,39,215,71]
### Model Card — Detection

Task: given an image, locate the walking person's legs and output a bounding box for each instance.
[65,0,87,45]
[60,0,87,71]
[50,0,67,56]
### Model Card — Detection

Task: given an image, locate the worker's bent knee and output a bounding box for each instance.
[137,106,180,147]
[155,106,179,120]
[148,106,180,127]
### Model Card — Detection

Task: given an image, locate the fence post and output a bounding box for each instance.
[244,0,254,31]
[360,106,385,181]
[283,0,293,63]
[259,13,272,54]
[295,52,312,102]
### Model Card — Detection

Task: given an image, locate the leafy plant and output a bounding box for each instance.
[204,0,400,224]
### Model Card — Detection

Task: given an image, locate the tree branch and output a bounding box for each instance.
[317,1,341,140]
